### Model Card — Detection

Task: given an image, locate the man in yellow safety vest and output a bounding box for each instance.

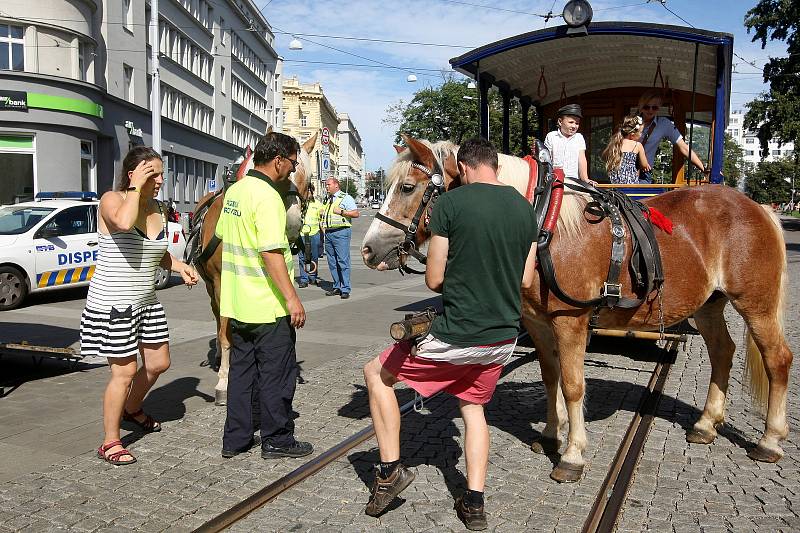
[321,178,359,299]
[297,184,323,287]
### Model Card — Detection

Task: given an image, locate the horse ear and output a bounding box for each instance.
[394,145,406,154]
[443,152,460,190]
[302,131,318,154]
[266,125,274,134]
[401,134,434,167]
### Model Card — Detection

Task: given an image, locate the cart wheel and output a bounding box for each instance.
[0,266,28,311]
[154,266,170,290]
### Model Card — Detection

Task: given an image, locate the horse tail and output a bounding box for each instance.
[743,206,786,414]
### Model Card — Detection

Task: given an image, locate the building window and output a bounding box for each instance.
[746,150,755,157]
[730,129,738,137]
[772,150,781,156]
[221,115,227,141]
[220,65,226,94]
[123,64,134,102]
[123,0,134,32]
[219,17,226,45]
[300,114,308,127]
[77,42,87,81]
[746,138,755,144]
[80,140,95,192]
[0,24,25,71]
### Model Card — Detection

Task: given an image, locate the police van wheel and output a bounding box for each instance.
[0,266,28,311]
[154,266,170,290]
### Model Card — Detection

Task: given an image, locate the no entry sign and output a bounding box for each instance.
[321,127,330,145]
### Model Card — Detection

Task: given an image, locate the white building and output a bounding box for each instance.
[337,113,365,197]
[727,110,794,166]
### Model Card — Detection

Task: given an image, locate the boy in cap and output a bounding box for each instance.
[544,103,596,185]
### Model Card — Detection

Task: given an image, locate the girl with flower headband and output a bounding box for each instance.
[602,114,652,184]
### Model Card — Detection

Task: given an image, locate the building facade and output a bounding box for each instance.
[726,110,795,167]
[336,113,364,198]
[0,0,283,214]
[281,76,339,198]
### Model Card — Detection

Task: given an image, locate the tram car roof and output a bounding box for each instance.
[449,21,734,113]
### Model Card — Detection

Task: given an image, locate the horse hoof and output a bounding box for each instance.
[686,428,716,444]
[531,437,560,455]
[747,444,783,463]
[215,391,227,406]
[550,461,584,483]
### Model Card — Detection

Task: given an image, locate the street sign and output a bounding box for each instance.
[321,127,330,145]
[208,179,217,192]
[322,159,329,172]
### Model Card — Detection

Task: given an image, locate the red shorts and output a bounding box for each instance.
[379,341,505,405]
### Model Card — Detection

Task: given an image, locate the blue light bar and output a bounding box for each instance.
[35,191,98,201]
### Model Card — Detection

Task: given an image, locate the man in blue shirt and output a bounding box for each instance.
[321,178,359,299]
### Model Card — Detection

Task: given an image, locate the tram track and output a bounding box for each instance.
[193,334,677,533]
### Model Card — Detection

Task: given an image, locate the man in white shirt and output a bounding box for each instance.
[544,104,595,185]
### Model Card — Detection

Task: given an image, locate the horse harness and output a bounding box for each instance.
[374,161,446,275]
[533,167,665,311]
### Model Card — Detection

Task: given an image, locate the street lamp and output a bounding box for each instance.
[407,74,418,82]
[289,37,303,50]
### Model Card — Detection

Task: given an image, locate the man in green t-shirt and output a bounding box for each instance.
[362,138,538,529]
[216,132,313,460]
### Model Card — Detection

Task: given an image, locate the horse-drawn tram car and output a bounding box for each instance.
[446,12,735,345]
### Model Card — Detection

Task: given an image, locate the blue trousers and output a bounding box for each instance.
[297,233,320,284]
[324,227,352,294]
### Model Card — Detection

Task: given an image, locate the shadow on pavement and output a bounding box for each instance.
[394,296,442,313]
[140,376,215,423]
[17,286,88,308]
[781,218,800,231]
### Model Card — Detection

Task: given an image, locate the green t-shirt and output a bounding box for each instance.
[215,170,293,324]
[427,183,536,346]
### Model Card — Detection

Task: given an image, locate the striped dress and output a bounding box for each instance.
[80,206,170,358]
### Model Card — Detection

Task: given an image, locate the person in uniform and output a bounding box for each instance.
[361,138,538,530]
[215,132,313,460]
[297,185,323,288]
[321,178,359,299]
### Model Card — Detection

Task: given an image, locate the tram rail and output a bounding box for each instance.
[193,334,677,533]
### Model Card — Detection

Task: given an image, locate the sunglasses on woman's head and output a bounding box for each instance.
[642,105,660,111]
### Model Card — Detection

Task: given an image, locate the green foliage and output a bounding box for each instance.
[745,157,795,204]
[722,133,748,188]
[385,79,537,155]
[342,178,358,199]
[743,0,800,153]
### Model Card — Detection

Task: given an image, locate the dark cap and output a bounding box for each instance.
[557,103,582,118]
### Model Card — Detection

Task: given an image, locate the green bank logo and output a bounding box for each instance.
[0,91,28,110]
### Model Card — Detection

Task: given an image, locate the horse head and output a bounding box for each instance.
[361,135,460,271]
[232,132,317,243]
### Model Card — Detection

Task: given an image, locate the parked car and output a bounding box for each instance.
[0,192,186,311]
[370,200,382,209]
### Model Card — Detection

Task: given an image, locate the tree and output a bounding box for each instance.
[343,178,358,199]
[385,79,537,155]
[722,133,748,188]
[745,157,795,204]
[743,1,800,153]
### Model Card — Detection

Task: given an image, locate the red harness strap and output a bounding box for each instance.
[523,155,539,203]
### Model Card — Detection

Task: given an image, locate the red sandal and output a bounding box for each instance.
[97,440,136,466]
[122,408,161,432]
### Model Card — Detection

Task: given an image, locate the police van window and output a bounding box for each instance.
[0,206,56,235]
[43,206,92,236]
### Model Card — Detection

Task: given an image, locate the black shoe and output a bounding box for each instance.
[364,464,416,517]
[340,293,350,300]
[261,440,314,459]
[221,435,261,458]
[298,282,308,288]
[455,494,488,531]
[325,289,341,296]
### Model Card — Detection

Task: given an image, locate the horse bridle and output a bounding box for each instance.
[374,161,446,274]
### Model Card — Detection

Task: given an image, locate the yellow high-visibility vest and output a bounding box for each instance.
[323,192,352,229]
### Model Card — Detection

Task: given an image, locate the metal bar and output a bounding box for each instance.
[687,42,699,185]
[501,89,511,154]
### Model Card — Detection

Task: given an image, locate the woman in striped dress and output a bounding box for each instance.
[83,146,198,466]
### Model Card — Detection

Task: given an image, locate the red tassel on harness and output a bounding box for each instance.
[645,207,673,235]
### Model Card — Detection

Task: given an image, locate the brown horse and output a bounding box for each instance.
[191,133,317,405]
[361,136,792,482]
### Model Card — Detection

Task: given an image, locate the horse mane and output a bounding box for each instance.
[388,140,458,185]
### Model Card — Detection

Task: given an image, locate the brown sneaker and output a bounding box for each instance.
[364,464,415,517]
[455,494,488,531]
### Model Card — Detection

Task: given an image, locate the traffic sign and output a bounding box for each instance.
[208,179,217,192]
[321,127,330,145]
[322,159,329,171]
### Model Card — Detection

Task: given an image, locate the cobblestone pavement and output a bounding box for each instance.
[616,251,800,533]
[0,220,797,532]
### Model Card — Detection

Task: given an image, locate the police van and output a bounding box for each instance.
[0,192,186,311]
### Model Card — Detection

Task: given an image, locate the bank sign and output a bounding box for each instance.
[0,90,27,110]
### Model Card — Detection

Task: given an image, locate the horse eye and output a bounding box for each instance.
[401,183,416,193]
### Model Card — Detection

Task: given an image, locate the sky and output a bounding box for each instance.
[260,0,787,171]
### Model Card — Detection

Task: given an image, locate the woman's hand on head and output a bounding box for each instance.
[130,160,156,189]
